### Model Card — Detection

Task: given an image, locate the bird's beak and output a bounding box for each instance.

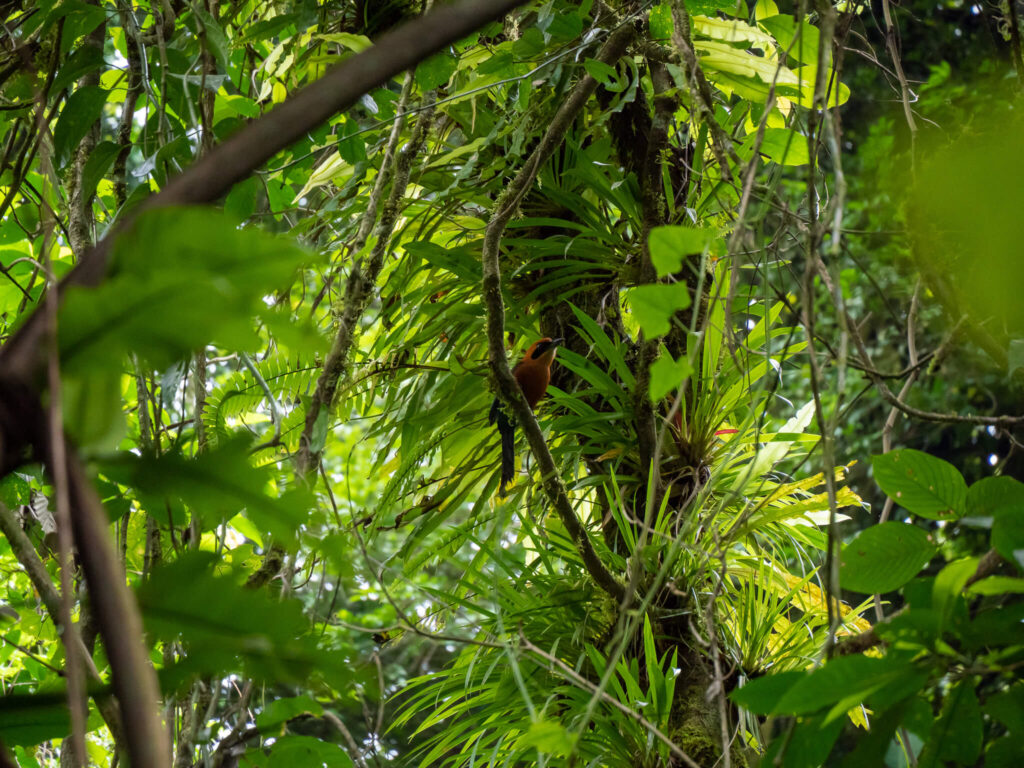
[551,338,564,347]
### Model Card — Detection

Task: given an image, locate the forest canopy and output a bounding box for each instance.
[0,0,1023,767]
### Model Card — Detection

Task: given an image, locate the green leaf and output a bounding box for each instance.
[0,474,31,509]
[256,695,324,734]
[317,32,372,52]
[228,513,265,549]
[872,449,967,519]
[626,283,691,338]
[192,6,230,74]
[517,720,572,757]
[62,365,125,452]
[52,86,108,168]
[758,14,820,66]
[967,475,1024,519]
[310,407,329,455]
[236,13,300,44]
[991,505,1024,568]
[416,53,456,90]
[919,681,982,768]
[840,522,936,594]
[649,3,673,40]
[649,351,693,401]
[983,685,1024,734]
[81,140,121,200]
[729,670,804,714]
[774,656,927,717]
[51,44,104,94]
[225,176,261,221]
[138,552,327,686]
[648,225,715,277]
[743,127,809,166]
[241,735,354,768]
[0,693,70,747]
[968,575,1024,595]
[583,58,617,86]
[754,0,779,20]
[99,437,311,545]
[932,557,976,631]
[59,207,311,370]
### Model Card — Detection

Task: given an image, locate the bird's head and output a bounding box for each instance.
[525,337,562,365]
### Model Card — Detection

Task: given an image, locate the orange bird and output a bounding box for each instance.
[489,337,562,495]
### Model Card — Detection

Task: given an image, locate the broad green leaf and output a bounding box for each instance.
[759,14,820,65]
[583,58,617,86]
[51,43,104,93]
[649,4,673,40]
[0,473,31,508]
[225,176,261,221]
[872,449,967,519]
[228,513,265,549]
[932,557,976,630]
[138,552,327,686]
[625,283,691,338]
[81,140,121,200]
[649,351,693,401]
[62,365,125,452]
[918,682,982,768]
[256,695,324,734]
[967,576,1024,595]
[840,522,936,594]
[648,225,715,276]
[743,127,809,166]
[191,6,229,74]
[774,656,926,717]
[417,53,457,90]
[991,505,1024,568]
[517,720,572,757]
[241,735,354,768]
[754,0,779,20]
[983,685,1024,734]
[316,32,372,52]
[59,208,311,370]
[53,86,108,168]
[0,693,71,747]
[294,150,354,200]
[99,437,312,545]
[730,670,804,714]
[236,13,300,44]
[966,475,1024,518]
[693,15,775,49]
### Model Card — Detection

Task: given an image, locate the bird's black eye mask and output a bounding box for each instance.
[531,338,563,359]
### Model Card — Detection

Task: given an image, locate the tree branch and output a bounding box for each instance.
[0,0,532,388]
[481,23,634,603]
[294,75,421,480]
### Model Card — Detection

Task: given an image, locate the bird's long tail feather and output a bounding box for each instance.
[490,398,515,495]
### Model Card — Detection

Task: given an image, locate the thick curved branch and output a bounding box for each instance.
[0,3,530,762]
[482,23,634,603]
[0,0,531,387]
[64,450,169,767]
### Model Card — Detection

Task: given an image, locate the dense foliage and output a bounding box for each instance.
[0,1,1021,767]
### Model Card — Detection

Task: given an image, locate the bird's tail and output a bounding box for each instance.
[490,398,515,495]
